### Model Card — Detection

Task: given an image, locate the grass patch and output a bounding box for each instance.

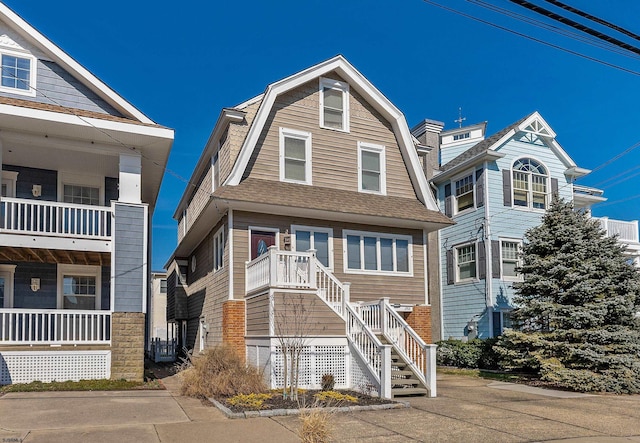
[0,378,163,395]
[438,367,528,382]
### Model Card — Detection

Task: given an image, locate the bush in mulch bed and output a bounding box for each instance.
[220,389,394,413]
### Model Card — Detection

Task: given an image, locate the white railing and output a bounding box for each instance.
[245,247,315,294]
[345,303,391,398]
[0,197,112,239]
[597,217,639,243]
[381,299,437,397]
[355,301,383,332]
[315,262,349,316]
[0,309,111,345]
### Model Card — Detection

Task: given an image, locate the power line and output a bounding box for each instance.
[541,0,640,43]
[421,0,640,76]
[508,0,640,56]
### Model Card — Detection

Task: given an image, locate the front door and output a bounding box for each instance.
[251,230,277,260]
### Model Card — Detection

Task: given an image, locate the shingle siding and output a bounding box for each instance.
[113,203,145,312]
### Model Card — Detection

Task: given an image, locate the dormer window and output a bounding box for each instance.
[0,50,35,96]
[358,142,386,195]
[320,78,349,132]
[279,128,312,184]
[453,132,470,141]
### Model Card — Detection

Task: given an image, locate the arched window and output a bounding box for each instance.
[512,158,548,209]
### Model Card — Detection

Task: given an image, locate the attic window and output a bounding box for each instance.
[453,132,470,141]
[523,120,551,137]
[0,51,36,96]
[320,78,349,132]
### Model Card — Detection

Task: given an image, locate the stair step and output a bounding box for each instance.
[391,378,420,386]
[390,369,415,377]
[392,387,429,397]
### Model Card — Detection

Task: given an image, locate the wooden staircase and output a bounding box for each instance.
[379,335,429,397]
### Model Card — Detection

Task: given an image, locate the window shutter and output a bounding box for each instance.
[478,242,486,280]
[492,240,501,278]
[475,169,484,207]
[446,249,454,285]
[551,177,559,198]
[502,169,512,207]
[445,196,453,217]
[444,183,451,197]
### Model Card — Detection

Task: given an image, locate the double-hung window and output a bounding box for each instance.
[358,142,386,194]
[344,230,411,275]
[63,184,100,206]
[454,174,474,212]
[292,226,333,269]
[455,243,476,282]
[512,158,548,210]
[319,77,349,131]
[1,51,35,96]
[58,264,101,310]
[279,128,312,184]
[501,240,522,280]
[212,227,225,272]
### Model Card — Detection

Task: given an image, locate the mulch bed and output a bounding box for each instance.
[220,389,395,413]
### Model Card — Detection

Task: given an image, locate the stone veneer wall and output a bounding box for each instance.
[222,300,246,362]
[406,305,433,344]
[111,312,145,381]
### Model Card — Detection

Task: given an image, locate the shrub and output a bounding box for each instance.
[320,374,335,391]
[299,408,332,443]
[180,345,267,398]
[227,393,272,410]
[436,339,483,368]
[313,390,357,405]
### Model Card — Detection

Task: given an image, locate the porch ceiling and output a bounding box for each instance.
[0,247,110,266]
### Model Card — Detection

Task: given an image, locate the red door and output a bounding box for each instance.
[251,230,276,260]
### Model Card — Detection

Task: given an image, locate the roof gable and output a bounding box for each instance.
[223,55,439,211]
[0,2,154,123]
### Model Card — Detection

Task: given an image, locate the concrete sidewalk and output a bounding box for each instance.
[1,373,640,442]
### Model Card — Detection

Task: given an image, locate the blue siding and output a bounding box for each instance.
[438,131,581,339]
[105,177,119,204]
[3,165,57,201]
[13,263,57,309]
[113,203,145,312]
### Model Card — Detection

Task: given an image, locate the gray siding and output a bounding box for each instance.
[113,203,146,312]
[13,263,57,309]
[3,165,57,201]
[105,177,119,204]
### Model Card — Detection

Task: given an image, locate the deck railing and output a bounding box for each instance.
[315,262,349,316]
[594,217,639,243]
[0,309,111,345]
[245,247,315,293]
[0,197,112,239]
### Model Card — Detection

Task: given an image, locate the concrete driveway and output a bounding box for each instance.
[1,373,640,442]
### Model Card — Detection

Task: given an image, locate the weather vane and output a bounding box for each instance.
[454,107,466,128]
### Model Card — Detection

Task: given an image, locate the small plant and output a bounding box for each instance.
[174,347,194,372]
[313,390,357,406]
[227,393,272,410]
[320,373,335,391]
[298,407,332,443]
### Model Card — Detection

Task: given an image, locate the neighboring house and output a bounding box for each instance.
[148,271,176,362]
[419,112,640,340]
[0,3,174,384]
[165,56,453,398]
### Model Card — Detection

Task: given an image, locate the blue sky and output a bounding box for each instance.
[6,1,640,270]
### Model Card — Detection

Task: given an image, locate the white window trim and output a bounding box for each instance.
[191,255,197,273]
[510,157,549,212]
[342,229,413,276]
[319,77,349,132]
[199,317,206,353]
[500,238,523,282]
[57,264,101,310]
[451,170,475,215]
[58,171,105,206]
[279,127,312,185]
[454,242,478,284]
[0,264,17,308]
[1,170,19,198]
[358,142,386,195]
[212,225,225,272]
[248,226,280,261]
[291,225,334,270]
[211,152,220,192]
[0,48,36,97]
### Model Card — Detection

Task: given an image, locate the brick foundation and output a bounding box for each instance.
[110,312,145,381]
[222,300,246,362]
[406,305,433,344]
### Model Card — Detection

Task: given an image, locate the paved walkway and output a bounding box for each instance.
[1,372,640,442]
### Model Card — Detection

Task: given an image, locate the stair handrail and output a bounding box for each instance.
[315,260,350,317]
[344,303,392,398]
[381,299,437,397]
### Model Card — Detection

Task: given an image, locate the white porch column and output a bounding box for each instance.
[119,152,142,204]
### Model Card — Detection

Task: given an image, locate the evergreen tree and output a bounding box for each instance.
[495,197,640,393]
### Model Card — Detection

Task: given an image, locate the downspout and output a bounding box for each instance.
[483,161,493,337]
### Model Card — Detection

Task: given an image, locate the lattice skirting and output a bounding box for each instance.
[246,337,378,394]
[0,351,111,385]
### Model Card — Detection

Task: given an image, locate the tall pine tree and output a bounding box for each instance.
[495,197,640,393]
